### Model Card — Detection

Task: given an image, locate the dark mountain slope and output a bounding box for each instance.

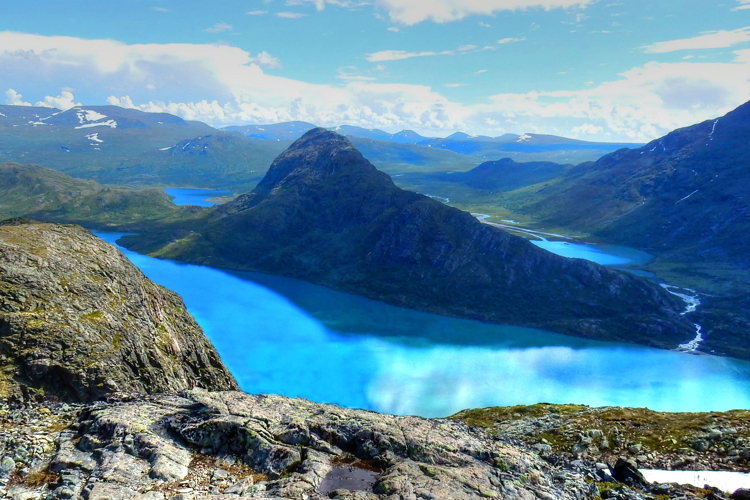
[122,129,693,348]
[440,157,570,192]
[520,101,750,268]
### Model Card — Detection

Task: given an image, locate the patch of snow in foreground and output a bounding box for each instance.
[0,111,5,117]
[641,469,750,493]
[159,146,172,151]
[85,133,103,143]
[75,120,117,130]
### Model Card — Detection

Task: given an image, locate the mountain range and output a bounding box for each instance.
[226,121,641,164]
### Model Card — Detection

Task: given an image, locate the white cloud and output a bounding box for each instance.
[35,90,80,110]
[277,12,308,18]
[4,88,31,106]
[458,44,477,51]
[387,27,400,32]
[572,123,603,135]
[642,27,750,53]
[204,23,233,33]
[106,95,137,108]
[475,69,488,74]
[366,49,452,61]
[445,83,467,87]
[336,66,377,81]
[3,31,750,142]
[478,22,491,27]
[497,37,526,44]
[252,51,283,69]
[376,0,595,25]
[246,10,268,15]
[733,0,750,10]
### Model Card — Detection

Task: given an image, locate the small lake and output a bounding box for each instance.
[164,188,231,207]
[531,240,653,267]
[95,233,750,418]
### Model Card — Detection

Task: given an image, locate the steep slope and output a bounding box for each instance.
[122,129,694,348]
[0,219,238,402]
[519,100,750,268]
[0,162,190,228]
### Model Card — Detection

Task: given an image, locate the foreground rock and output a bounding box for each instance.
[454,404,750,472]
[3,392,746,500]
[0,219,238,402]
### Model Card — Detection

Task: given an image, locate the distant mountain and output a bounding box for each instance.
[519,100,750,269]
[121,128,693,349]
[224,120,641,164]
[0,162,187,228]
[224,121,316,141]
[0,105,286,191]
[437,158,571,193]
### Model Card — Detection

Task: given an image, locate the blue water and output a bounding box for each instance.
[164,188,232,207]
[532,240,653,267]
[95,232,750,417]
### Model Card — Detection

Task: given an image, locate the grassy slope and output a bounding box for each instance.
[0,162,200,229]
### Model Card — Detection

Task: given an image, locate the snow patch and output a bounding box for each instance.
[709,119,719,139]
[675,190,698,204]
[85,133,103,143]
[76,109,107,124]
[517,134,532,142]
[641,469,750,493]
[0,111,5,117]
[159,146,172,151]
[75,120,117,129]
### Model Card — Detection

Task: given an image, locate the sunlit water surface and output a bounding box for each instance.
[164,188,231,207]
[95,232,750,417]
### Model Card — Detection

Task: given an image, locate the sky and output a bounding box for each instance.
[1,0,750,141]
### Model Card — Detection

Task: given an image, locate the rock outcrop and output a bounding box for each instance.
[0,389,602,500]
[122,128,694,349]
[0,218,238,402]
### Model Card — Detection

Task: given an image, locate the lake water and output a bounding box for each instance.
[95,232,750,417]
[164,188,231,207]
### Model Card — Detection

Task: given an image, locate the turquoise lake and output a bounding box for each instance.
[164,188,231,207]
[95,232,750,417]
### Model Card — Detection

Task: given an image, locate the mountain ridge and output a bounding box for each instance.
[120,128,695,350]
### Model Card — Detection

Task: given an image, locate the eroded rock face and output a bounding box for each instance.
[4,389,599,500]
[0,219,238,402]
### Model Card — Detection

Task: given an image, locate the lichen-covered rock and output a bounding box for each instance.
[0,218,238,402]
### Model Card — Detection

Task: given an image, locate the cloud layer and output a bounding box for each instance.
[2,31,750,141]
[642,27,750,53]
[375,0,594,25]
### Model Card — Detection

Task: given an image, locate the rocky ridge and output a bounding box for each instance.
[0,218,238,402]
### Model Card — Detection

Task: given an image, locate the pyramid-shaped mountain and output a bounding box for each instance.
[125,128,693,347]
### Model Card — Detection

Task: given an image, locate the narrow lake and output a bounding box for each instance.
[164,188,231,207]
[95,232,750,418]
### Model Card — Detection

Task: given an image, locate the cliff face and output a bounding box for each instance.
[123,128,694,349]
[0,218,238,402]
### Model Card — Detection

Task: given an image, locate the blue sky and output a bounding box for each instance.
[1,0,750,141]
